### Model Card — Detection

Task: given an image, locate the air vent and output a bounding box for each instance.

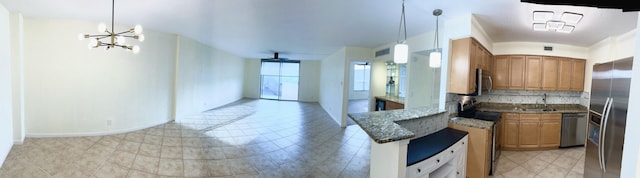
[375,48,390,57]
[544,46,553,51]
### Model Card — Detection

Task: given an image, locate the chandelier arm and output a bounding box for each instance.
[114,31,133,35]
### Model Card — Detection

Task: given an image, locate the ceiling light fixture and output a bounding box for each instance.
[561,12,583,24]
[429,9,443,68]
[393,0,408,64]
[78,0,144,54]
[531,11,583,34]
[533,11,554,21]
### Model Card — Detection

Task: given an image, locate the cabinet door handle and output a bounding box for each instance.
[451,150,454,154]
[417,168,421,173]
[437,159,440,163]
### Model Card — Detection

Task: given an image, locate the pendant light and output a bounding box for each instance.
[429,9,443,68]
[78,0,144,53]
[393,0,408,64]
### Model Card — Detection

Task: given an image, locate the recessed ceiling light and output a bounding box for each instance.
[557,25,575,33]
[561,12,583,24]
[546,20,565,31]
[533,23,548,31]
[533,11,554,21]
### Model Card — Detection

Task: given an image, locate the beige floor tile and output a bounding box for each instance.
[551,155,579,169]
[534,150,561,163]
[109,151,137,168]
[522,157,550,174]
[502,166,536,178]
[183,159,209,177]
[93,162,130,178]
[536,164,570,178]
[142,135,163,145]
[132,155,160,174]
[127,170,157,178]
[182,147,206,160]
[206,159,233,177]
[160,146,182,159]
[157,158,183,177]
[565,170,584,178]
[117,141,142,154]
[494,157,519,175]
[139,143,162,157]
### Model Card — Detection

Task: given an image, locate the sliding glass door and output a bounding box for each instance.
[260,60,299,100]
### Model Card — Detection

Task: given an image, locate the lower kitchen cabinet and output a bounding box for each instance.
[448,123,491,178]
[501,113,562,150]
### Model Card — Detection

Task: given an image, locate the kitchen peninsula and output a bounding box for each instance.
[348,108,468,178]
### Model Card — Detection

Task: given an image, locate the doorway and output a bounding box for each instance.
[260,60,300,101]
[347,61,371,122]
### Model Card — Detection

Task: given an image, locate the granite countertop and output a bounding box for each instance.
[375,95,405,104]
[348,108,446,144]
[475,103,588,113]
[448,117,494,130]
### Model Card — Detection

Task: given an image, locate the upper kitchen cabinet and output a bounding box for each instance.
[541,57,559,90]
[493,56,510,89]
[524,56,542,90]
[509,56,526,90]
[448,37,492,94]
[492,55,585,91]
[558,58,586,91]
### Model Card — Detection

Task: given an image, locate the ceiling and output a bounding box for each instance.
[0,0,637,60]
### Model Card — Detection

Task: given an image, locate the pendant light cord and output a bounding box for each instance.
[111,0,115,33]
[397,0,407,44]
[434,14,439,50]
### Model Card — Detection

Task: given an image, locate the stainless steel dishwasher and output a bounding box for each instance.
[560,112,588,148]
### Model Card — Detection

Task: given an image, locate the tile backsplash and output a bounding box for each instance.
[476,90,588,105]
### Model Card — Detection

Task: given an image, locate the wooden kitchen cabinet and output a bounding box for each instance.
[518,114,541,149]
[448,37,492,94]
[525,56,542,90]
[502,113,519,149]
[493,56,510,89]
[501,113,563,150]
[448,123,491,178]
[540,113,562,147]
[541,57,559,90]
[570,59,586,91]
[509,56,526,90]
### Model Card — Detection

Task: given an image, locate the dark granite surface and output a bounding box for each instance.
[475,103,588,113]
[407,128,468,166]
[348,108,446,144]
[448,117,494,130]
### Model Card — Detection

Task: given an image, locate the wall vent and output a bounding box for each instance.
[375,48,390,57]
[544,46,553,51]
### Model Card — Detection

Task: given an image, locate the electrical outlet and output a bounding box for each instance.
[107,119,112,126]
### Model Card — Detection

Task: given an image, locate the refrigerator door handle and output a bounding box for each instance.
[600,97,613,172]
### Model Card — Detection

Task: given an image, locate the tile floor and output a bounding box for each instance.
[490,146,585,178]
[0,98,587,178]
[0,99,371,178]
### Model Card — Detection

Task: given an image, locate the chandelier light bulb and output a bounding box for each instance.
[87,43,94,49]
[117,36,126,44]
[89,38,98,47]
[98,23,107,32]
[78,33,86,40]
[132,45,140,54]
[134,25,143,35]
[137,34,145,42]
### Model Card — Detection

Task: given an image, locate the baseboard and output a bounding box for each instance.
[25,119,171,138]
[13,139,24,145]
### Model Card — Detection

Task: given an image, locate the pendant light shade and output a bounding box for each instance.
[394,43,409,64]
[430,9,443,68]
[394,0,408,64]
[429,51,441,68]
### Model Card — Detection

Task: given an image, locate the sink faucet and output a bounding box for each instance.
[542,93,547,108]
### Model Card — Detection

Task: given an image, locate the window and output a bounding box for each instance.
[260,60,300,100]
[353,63,370,91]
[398,64,407,98]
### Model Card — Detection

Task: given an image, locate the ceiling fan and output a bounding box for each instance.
[261,52,289,61]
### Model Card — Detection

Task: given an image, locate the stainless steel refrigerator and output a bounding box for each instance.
[585,57,633,178]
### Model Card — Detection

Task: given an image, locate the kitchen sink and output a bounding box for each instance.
[521,108,557,112]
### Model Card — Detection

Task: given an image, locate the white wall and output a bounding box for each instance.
[585,30,637,92]
[319,48,347,126]
[620,14,640,178]
[10,12,24,144]
[242,59,261,99]
[299,60,320,102]
[492,42,589,58]
[0,2,14,166]
[174,36,245,120]
[23,18,176,136]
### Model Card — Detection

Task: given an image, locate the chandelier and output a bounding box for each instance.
[78,0,144,53]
